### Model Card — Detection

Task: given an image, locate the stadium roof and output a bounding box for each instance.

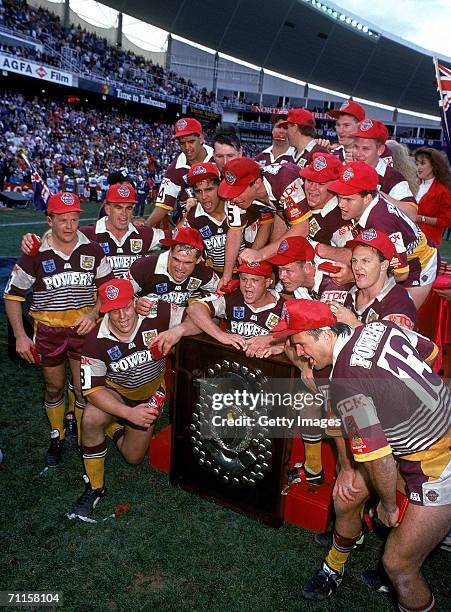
[100,0,449,116]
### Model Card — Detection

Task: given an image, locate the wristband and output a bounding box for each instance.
[421,215,426,223]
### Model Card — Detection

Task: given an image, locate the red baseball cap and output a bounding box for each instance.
[279,108,316,129]
[171,117,202,140]
[99,278,134,313]
[159,227,204,252]
[328,100,365,121]
[267,237,315,266]
[105,182,136,203]
[272,298,336,338]
[271,109,288,125]
[47,191,83,214]
[299,152,342,183]
[328,161,379,196]
[352,119,389,144]
[236,260,273,278]
[188,162,221,185]
[346,228,401,267]
[218,157,261,199]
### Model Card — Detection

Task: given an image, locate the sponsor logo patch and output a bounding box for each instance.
[233,306,245,320]
[142,330,158,346]
[342,168,354,181]
[225,171,236,185]
[130,239,143,253]
[107,345,122,360]
[313,156,327,171]
[155,283,168,294]
[42,259,56,273]
[99,242,110,254]
[61,192,75,205]
[105,284,119,300]
[80,255,95,270]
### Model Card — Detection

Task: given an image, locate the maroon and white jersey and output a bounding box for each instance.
[4,232,113,328]
[380,144,394,167]
[127,249,219,306]
[180,204,235,272]
[344,276,417,330]
[155,145,214,214]
[331,145,346,164]
[255,145,296,167]
[293,140,329,169]
[261,162,311,225]
[203,289,285,338]
[308,196,344,245]
[81,305,182,403]
[376,159,416,205]
[331,321,450,461]
[82,217,165,278]
[225,200,275,237]
[333,197,435,278]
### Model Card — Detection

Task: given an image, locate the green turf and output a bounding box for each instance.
[0,314,450,612]
[1,204,450,610]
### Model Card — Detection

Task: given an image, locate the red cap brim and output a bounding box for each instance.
[99,295,133,313]
[266,253,297,265]
[159,237,203,251]
[217,182,247,199]
[277,121,289,128]
[327,180,360,195]
[171,129,200,140]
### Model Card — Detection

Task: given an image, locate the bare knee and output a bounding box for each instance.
[82,405,110,435]
[45,384,64,403]
[382,546,417,581]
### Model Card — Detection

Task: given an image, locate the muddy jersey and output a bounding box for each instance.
[82,217,165,278]
[81,306,181,402]
[127,249,219,306]
[308,196,345,245]
[293,140,329,169]
[4,232,113,327]
[344,277,417,330]
[376,159,416,205]
[180,203,241,272]
[331,321,450,461]
[255,146,296,167]
[155,146,214,214]
[202,289,285,338]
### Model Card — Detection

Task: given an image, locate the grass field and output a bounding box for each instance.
[1,204,450,611]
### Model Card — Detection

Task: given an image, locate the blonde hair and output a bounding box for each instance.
[386,140,419,195]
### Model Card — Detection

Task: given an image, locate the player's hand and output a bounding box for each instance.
[217,274,232,293]
[21,232,36,255]
[150,327,183,355]
[299,359,317,393]
[376,501,400,528]
[16,335,36,363]
[316,138,331,150]
[328,261,354,286]
[329,302,360,327]
[244,335,272,358]
[218,331,247,351]
[238,248,262,265]
[184,197,197,214]
[333,468,360,503]
[128,403,159,428]
[74,312,97,335]
[135,297,152,316]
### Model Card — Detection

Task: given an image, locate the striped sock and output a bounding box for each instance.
[82,440,107,490]
[398,594,435,612]
[325,529,359,574]
[303,439,323,474]
[74,401,85,447]
[44,398,65,441]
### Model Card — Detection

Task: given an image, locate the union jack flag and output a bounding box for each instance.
[434,59,451,161]
[20,153,53,212]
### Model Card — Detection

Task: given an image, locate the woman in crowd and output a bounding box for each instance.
[414,147,451,246]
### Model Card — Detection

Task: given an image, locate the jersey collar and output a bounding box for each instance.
[311,195,339,218]
[95,216,139,246]
[41,230,91,261]
[175,144,214,170]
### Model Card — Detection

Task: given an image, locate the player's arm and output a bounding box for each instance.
[252,216,273,250]
[221,228,243,288]
[187,301,247,350]
[145,172,180,227]
[311,241,352,265]
[362,454,399,527]
[145,206,168,228]
[87,388,158,428]
[4,298,35,362]
[240,219,309,264]
[380,192,417,221]
[149,308,202,355]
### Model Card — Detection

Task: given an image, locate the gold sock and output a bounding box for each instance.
[66,380,76,413]
[325,530,359,574]
[105,422,123,441]
[82,441,107,490]
[304,441,322,474]
[74,402,84,447]
[45,399,65,441]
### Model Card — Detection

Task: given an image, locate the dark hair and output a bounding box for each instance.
[306,322,352,339]
[358,189,378,199]
[193,177,220,188]
[298,125,316,139]
[414,147,451,189]
[212,125,241,152]
[171,244,202,259]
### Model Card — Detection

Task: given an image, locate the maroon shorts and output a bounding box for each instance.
[35,322,85,367]
[398,452,451,507]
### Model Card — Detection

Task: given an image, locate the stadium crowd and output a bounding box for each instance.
[0,0,216,107]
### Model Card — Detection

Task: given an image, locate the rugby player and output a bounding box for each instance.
[188,260,284,357]
[255,110,296,167]
[329,161,438,308]
[212,126,243,171]
[274,299,450,611]
[4,192,113,466]
[218,157,311,277]
[278,108,328,168]
[74,278,199,516]
[145,118,214,228]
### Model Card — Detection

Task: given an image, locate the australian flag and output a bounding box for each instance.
[434,60,451,162]
[31,169,52,213]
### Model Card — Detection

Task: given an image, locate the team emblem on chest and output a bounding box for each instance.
[130,239,143,253]
[187,277,202,291]
[142,330,158,346]
[80,255,95,270]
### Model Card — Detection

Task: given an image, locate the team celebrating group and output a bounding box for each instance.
[4,101,451,611]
